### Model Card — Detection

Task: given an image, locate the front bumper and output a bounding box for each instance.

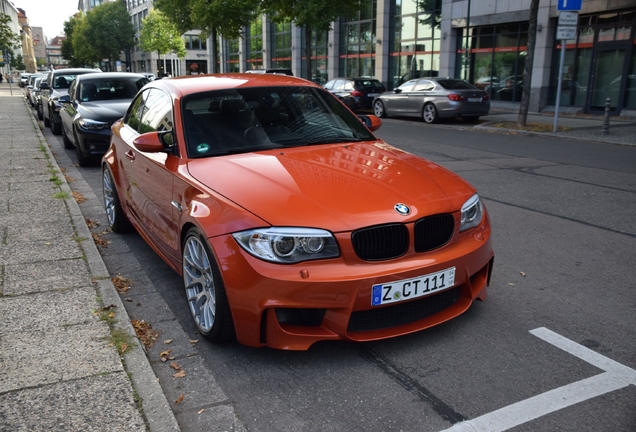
[76,127,111,156]
[210,214,494,350]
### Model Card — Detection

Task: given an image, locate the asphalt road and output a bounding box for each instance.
[45,114,636,432]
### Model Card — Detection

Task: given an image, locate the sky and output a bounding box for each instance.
[12,0,79,40]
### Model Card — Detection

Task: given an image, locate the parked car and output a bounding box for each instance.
[28,74,44,107]
[102,73,494,350]
[25,73,44,105]
[59,72,149,166]
[142,73,156,81]
[34,72,50,121]
[40,68,102,135]
[373,77,490,123]
[19,73,31,87]
[324,77,386,111]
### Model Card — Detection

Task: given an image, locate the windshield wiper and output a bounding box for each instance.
[306,137,363,145]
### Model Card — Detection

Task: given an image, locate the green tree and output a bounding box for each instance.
[82,0,134,70]
[72,13,100,67]
[61,14,84,67]
[0,13,20,52]
[261,0,359,80]
[139,8,187,76]
[154,0,259,73]
[11,52,25,70]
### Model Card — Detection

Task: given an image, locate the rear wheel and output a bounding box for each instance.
[373,99,387,118]
[182,228,235,343]
[422,103,439,124]
[102,167,131,233]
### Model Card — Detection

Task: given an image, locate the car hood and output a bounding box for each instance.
[78,100,132,123]
[186,142,476,232]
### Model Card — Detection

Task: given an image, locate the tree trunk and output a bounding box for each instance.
[305,25,312,82]
[211,27,218,74]
[517,0,540,126]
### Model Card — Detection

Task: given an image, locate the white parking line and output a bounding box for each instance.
[442,327,636,432]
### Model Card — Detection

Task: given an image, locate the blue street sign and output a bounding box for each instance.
[557,0,582,11]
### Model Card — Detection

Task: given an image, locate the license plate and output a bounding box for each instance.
[371,267,456,306]
[367,93,378,97]
[467,97,482,103]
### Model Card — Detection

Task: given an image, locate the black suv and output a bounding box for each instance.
[324,77,386,112]
[40,68,102,135]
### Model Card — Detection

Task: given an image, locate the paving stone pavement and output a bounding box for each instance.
[0,83,179,432]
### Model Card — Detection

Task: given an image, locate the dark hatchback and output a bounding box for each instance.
[324,77,386,111]
[59,72,149,166]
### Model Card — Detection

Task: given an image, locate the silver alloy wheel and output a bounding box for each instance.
[183,235,216,333]
[374,100,385,117]
[423,103,437,123]
[102,170,116,227]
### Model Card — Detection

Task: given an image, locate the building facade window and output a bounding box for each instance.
[225,39,240,73]
[185,34,207,50]
[247,20,263,70]
[460,23,528,102]
[548,9,636,113]
[271,21,292,69]
[389,0,441,89]
[302,29,329,84]
[339,0,377,78]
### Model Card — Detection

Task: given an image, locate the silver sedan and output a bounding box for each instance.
[373,78,490,124]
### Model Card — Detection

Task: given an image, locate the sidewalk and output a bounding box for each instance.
[476,102,636,146]
[0,83,179,431]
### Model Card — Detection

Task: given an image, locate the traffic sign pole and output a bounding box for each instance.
[553,41,567,132]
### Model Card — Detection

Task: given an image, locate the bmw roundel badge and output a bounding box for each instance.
[394,203,411,216]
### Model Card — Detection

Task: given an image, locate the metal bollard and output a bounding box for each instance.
[602,98,611,135]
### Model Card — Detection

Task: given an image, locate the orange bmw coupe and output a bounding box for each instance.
[102,74,494,350]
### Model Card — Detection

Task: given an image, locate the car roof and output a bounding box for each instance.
[143,73,319,98]
[50,68,102,75]
[75,72,146,82]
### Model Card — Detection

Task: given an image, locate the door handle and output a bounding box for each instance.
[125,150,135,161]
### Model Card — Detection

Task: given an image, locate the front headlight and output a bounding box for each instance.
[78,118,110,131]
[460,194,483,232]
[233,227,340,263]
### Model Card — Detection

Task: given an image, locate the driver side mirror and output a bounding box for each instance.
[358,115,382,132]
[133,130,176,153]
[393,88,402,94]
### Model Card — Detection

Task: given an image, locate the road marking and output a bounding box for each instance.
[442,327,636,432]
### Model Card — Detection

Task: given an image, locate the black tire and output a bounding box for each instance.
[62,124,73,149]
[102,167,131,233]
[373,99,387,118]
[76,141,92,167]
[51,114,61,135]
[36,104,43,121]
[182,228,235,343]
[43,107,50,127]
[422,103,439,124]
[463,116,480,123]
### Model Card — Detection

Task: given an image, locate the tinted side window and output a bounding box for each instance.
[436,79,477,90]
[125,90,148,132]
[414,80,435,91]
[139,89,173,134]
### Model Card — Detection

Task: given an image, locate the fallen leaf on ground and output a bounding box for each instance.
[131,319,159,348]
[198,409,205,415]
[85,218,99,228]
[92,232,110,248]
[169,362,182,370]
[520,271,527,277]
[189,339,200,345]
[164,339,173,344]
[173,370,186,378]
[72,191,86,203]
[111,274,132,294]
[175,393,185,404]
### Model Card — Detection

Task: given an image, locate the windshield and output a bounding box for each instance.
[182,86,376,158]
[79,77,148,102]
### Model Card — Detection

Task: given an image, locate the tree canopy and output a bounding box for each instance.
[0,13,20,51]
[139,8,187,58]
[61,14,85,67]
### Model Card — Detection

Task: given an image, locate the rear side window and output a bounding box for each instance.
[355,80,385,90]
[436,79,477,90]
